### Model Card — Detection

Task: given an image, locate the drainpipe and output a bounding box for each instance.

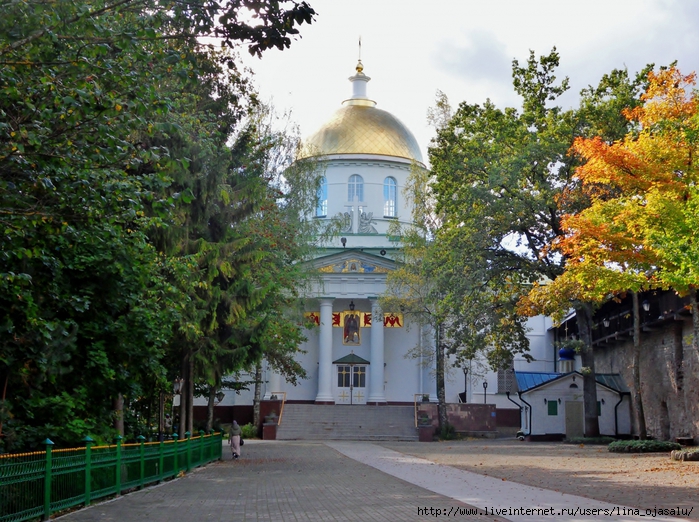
[506,392,524,436]
[518,392,533,437]
[506,391,522,410]
[614,393,627,437]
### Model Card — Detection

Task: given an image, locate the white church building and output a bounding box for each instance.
[199,61,634,441]
[233,61,558,410]
[266,60,432,406]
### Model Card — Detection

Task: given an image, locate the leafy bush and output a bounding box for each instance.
[240,423,258,439]
[608,440,681,453]
[439,422,456,440]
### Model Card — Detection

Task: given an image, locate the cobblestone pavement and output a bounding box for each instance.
[57,441,503,522]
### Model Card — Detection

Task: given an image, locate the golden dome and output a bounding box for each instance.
[299,103,423,163]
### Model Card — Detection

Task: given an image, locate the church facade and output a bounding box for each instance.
[264,61,434,405]
[210,62,557,417]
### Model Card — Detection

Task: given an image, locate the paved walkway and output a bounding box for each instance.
[56,440,692,522]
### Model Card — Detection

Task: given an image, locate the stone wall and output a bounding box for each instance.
[594,319,698,441]
[417,403,497,433]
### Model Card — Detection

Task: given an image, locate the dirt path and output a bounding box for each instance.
[381,440,699,519]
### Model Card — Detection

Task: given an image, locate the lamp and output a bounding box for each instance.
[603,317,610,328]
[642,300,650,312]
[482,381,488,404]
[544,398,547,404]
[340,237,347,248]
[461,367,468,403]
[349,300,355,311]
[173,377,183,395]
[215,391,225,404]
[601,398,605,405]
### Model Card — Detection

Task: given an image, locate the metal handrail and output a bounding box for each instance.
[270,391,287,425]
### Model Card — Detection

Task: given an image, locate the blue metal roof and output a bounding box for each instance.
[515,371,561,392]
[515,371,629,394]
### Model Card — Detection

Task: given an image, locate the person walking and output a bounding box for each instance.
[164,414,173,439]
[229,420,242,459]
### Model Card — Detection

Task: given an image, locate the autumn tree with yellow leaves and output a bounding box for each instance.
[524,67,699,438]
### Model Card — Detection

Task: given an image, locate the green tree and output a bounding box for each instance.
[0,0,315,450]
[526,67,699,438]
[429,50,649,437]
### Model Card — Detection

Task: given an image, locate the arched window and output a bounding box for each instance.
[316,177,328,217]
[383,176,397,217]
[348,174,363,202]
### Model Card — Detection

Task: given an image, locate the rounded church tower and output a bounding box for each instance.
[299,61,425,251]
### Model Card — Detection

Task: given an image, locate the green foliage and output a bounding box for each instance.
[439,422,456,440]
[240,422,258,439]
[608,440,681,453]
[554,339,587,355]
[428,50,655,438]
[0,0,316,451]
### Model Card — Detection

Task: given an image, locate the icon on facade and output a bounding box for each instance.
[343,312,361,345]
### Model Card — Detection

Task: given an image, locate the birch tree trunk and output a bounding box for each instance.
[253,361,262,428]
[436,323,447,432]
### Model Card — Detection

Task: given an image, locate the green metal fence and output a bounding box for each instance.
[0,431,223,522]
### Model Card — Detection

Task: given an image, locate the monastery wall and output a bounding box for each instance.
[593,320,699,441]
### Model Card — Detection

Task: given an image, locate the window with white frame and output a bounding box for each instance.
[316,177,327,217]
[348,174,363,202]
[384,176,397,217]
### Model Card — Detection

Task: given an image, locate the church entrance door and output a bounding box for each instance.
[335,364,367,405]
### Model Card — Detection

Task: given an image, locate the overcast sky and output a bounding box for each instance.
[241,0,699,164]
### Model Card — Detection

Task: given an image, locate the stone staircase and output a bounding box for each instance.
[276,404,419,441]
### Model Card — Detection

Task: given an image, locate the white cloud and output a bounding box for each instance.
[241,0,699,165]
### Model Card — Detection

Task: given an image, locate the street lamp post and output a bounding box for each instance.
[458,367,468,403]
[172,377,183,435]
[482,381,488,404]
[463,368,468,402]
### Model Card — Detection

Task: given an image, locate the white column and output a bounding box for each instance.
[316,298,335,403]
[263,360,282,400]
[368,298,386,404]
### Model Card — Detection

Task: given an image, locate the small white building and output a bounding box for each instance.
[513,371,632,440]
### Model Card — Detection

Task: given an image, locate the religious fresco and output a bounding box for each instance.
[383,313,403,327]
[342,311,361,345]
[304,312,320,326]
[306,311,404,330]
[318,258,390,273]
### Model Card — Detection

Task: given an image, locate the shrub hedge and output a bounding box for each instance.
[608,440,681,453]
